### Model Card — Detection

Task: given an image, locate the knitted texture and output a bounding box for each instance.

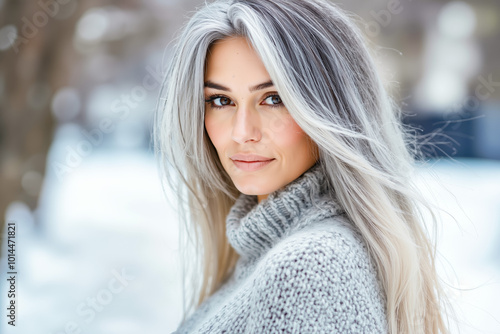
[175,163,388,333]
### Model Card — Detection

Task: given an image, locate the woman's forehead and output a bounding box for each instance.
[204,37,272,88]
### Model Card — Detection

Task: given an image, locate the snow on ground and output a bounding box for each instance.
[415,159,500,334]
[1,134,184,333]
[1,132,499,333]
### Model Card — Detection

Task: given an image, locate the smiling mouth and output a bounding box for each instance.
[231,159,275,171]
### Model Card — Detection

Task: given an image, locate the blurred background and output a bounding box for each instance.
[0,0,499,333]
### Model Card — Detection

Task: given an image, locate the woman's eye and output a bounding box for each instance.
[262,95,282,106]
[205,94,282,109]
[206,96,234,108]
[214,97,233,106]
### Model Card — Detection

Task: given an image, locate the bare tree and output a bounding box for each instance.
[0,0,85,255]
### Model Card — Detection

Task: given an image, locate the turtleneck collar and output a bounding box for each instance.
[226,162,344,259]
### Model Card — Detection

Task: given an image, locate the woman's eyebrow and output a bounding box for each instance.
[204,80,230,91]
[204,80,274,92]
[249,80,274,92]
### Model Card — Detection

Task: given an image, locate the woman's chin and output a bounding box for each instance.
[234,182,274,198]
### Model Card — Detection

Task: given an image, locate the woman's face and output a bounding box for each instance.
[204,37,319,203]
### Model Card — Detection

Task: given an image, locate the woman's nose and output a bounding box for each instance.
[231,104,261,144]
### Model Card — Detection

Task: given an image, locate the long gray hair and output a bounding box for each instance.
[154,0,450,332]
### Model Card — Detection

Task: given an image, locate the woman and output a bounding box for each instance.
[155,0,450,332]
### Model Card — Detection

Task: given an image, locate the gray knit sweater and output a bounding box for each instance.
[175,163,388,333]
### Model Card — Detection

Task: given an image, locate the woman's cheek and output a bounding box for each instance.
[205,113,225,149]
[261,113,295,143]
[272,114,307,146]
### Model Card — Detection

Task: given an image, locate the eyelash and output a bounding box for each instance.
[204,93,283,110]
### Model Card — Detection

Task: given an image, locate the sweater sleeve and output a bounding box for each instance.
[246,225,388,334]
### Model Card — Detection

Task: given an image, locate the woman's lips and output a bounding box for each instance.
[232,159,275,171]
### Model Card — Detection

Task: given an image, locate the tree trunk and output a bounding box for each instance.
[0,0,84,256]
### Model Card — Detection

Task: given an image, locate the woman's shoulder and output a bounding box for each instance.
[263,214,375,279]
[249,215,388,333]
